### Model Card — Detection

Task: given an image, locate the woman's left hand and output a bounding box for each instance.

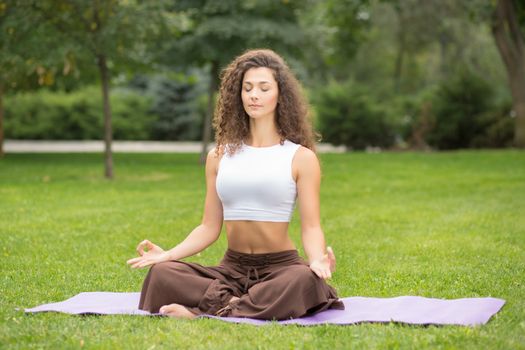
[309,246,336,280]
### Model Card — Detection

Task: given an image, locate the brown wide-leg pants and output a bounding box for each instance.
[138,249,345,320]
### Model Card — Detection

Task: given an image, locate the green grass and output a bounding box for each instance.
[1,150,524,349]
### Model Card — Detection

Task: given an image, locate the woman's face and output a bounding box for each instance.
[241,67,279,121]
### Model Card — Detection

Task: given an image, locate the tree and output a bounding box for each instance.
[387,0,448,92]
[34,0,169,177]
[308,0,372,83]
[346,0,469,92]
[148,74,204,141]
[0,1,65,157]
[165,0,308,163]
[492,0,525,147]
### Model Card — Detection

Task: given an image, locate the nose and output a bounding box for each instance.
[248,89,259,100]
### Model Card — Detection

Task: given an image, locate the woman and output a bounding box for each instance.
[127,49,344,320]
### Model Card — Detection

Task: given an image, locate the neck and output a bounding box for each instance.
[247,114,281,147]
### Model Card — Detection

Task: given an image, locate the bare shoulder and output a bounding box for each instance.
[293,146,320,180]
[209,145,226,157]
[207,146,225,161]
[294,146,319,167]
[206,147,224,172]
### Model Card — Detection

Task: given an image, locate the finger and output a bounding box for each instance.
[138,240,152,255]
[309,266,322,279]
[130,260,143,269]
[130,258,150,269]
[316,265,330,280]
[327,246,334,255]
[137,259,156,269]
[128,256,147,265]
[327,246,336,272]
[134,262,148,269]
[136,240,151,256]
[327,246,335,260]
[127,257,141,265]
[136,241,145,256]
[135,258,151,268]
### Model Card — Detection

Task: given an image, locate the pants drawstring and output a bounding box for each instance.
[243,266,260,293]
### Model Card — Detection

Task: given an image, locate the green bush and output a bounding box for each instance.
[425,70,502,149]
[129,73,206,141]
[470,100,515,148]
[389,88,437,150]
[385,74,514,150]
[150,77,203,141]
[5,86,155,140]
[313,81,395,150]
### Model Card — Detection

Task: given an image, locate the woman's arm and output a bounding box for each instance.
[163,148,224,260]
[294,147,335,279]
[127,148,224,268]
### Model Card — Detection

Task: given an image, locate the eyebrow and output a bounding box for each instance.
[243,81,271,85]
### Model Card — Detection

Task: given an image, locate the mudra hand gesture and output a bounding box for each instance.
[127,240,169,269]
[309,246,336,280]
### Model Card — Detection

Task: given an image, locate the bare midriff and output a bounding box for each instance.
[225,220,296,254]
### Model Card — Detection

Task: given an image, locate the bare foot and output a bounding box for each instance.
[159,303,196,319]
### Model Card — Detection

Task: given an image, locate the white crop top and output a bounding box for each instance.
[216,139,302,222]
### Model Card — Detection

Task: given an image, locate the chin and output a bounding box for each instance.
[248,112,272,120]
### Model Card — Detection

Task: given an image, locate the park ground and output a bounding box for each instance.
[0,150,524,349]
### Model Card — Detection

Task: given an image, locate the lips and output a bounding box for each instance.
[249,105,262,108]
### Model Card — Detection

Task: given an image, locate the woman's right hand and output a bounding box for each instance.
[126,240,169,269]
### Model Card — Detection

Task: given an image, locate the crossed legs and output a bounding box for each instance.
[139,259,342,320]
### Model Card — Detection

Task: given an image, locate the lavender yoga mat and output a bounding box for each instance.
[24,292,505,326]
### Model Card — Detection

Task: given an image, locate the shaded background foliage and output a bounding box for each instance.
[314,81,395,150]
[0,0,522,151]
[129,71,207,141]
[5,87,154,140]
[427,69,506,150]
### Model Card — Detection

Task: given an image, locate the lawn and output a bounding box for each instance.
[0,150,524,349]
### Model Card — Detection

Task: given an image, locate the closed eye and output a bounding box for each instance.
[244,88,269,92]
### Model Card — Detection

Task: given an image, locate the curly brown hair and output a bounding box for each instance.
[213,48,319,156]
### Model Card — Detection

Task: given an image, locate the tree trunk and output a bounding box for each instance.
[200,60,219,164]
[97,54,114,178]
[0,83,4,158]
[393,3,407,93]
[492,0,525,148]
